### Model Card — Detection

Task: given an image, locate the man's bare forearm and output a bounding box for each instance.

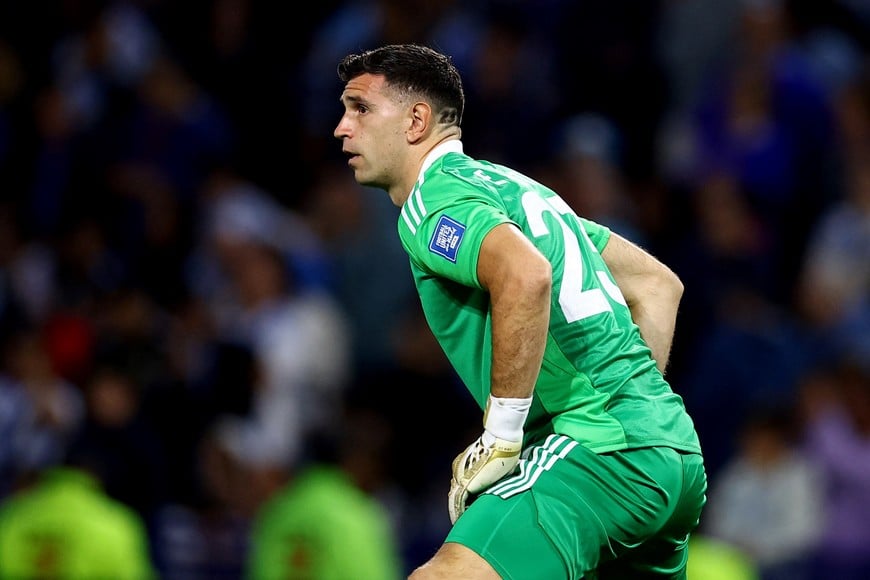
[602,233,683,374]
[478,224,552,398]
[489,268,551,399]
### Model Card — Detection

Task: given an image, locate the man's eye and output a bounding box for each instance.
[357,105,368,114]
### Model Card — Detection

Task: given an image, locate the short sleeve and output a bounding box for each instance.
[578,217,611,253]
[399,196,512,288]
[399,180,513,288]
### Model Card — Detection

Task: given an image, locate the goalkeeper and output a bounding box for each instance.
[334,44,706,579]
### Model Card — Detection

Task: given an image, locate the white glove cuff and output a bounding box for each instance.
[483,394,532,444]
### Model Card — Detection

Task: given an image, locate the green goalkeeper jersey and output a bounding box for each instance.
[398,140,700,454]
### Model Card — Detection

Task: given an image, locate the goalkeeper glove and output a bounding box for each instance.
[448,394,532,524]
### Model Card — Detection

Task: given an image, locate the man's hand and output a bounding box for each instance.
[448,431,522,524]
[448,395,532,524]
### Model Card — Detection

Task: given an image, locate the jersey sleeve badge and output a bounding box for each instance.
[429,215,466,262]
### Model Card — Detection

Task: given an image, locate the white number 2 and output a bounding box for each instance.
[522,192,626,323]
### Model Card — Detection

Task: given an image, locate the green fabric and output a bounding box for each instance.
[246,466,402,580]
[0,468,156,579]
[398,141,700,454]
[449,442,707,578]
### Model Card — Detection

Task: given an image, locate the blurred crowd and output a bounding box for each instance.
[0,0,868,578]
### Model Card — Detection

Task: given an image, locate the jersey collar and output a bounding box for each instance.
[414,139,464,186]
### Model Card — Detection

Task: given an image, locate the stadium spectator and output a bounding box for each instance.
[246,407,403,579]
[702,403,824,580]
[0,440,157,579]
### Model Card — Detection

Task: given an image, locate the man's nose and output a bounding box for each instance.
[334,116,350,139]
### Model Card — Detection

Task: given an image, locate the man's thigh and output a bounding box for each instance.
[446,435,706,579]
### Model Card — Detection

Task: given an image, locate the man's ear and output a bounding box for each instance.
[407,101,432,144]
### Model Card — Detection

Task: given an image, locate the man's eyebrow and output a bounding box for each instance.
[340,94,365,105]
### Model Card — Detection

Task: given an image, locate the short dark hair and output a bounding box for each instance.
[338,44,464,127]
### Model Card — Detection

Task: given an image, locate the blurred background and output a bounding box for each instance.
[0,0,867,578]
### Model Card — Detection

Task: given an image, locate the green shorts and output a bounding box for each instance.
[446,435,707,579]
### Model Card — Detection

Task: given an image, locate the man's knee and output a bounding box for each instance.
[408,542,501,579]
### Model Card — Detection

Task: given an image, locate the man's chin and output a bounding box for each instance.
[347,161,368,181]
[351,171,378,189]
[352,171,370,186]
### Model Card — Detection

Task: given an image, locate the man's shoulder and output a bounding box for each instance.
[432,153,513,184]
[423,152,482,189]
[404,155,487,219]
